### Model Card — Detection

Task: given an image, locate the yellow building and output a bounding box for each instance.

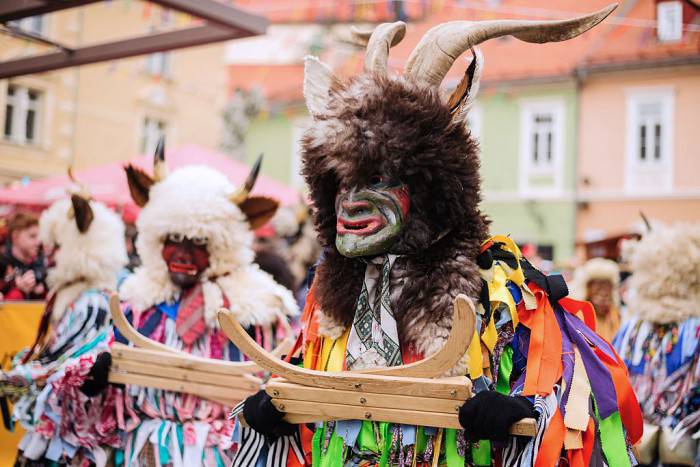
[0,2,228,185]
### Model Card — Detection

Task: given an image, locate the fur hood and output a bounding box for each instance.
[302,73,488,355]
[299,10,613,359]
[624,223,700,324]
[120,165,298,327]
[40,197,127,322]
[570,257,620,308]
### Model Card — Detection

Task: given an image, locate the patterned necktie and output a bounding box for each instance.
[346,255,402,370]
[175,283,206,346]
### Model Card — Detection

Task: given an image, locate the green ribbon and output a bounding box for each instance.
[594,398,631,467]
[158,423,170,464]
[496,345,513,395]
[445,429,463,467]
[472,440,491,466]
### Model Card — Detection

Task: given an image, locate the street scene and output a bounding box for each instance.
[0,1,699,466]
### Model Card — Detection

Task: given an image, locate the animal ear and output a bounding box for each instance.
[447,48,483,129]
[70,194,94,233]
[125,164,154,207]
[303,56,338,118]
[239,196,279,230]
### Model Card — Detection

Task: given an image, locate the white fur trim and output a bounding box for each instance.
[627,223,700,323]
[39,197,126,319]
[316,308,347,340]
[121,165,299,327]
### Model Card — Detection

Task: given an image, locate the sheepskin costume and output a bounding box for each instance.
[120,164,298,327]
[623,223,700,324]
[9,194,126,464]
[612,224,700,463]
[40,196,127,322]
[234,9,645,467]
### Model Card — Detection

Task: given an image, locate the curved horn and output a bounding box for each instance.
[405,3,617,86]
[230,153,263,205]
[67,167,91,200]
[153,135,168,182]
[351,21,406,75]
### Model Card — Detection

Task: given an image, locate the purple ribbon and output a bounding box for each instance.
[555,309,576,418]
[557,305,619,419]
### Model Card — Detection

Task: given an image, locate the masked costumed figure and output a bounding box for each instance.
[117,140,298,464]
[613,223,700,466]
[237,6,644,467]
[2,178,127,465]
[570,258,622,343]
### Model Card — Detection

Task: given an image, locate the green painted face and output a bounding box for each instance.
[335,180,410,258]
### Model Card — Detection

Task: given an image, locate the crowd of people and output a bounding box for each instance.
[0,6,698,467]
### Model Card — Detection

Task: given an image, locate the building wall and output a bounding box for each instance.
[478,81,579,262]
[243,107,309,189]
[577,65,700,241]
[0,2,226,185]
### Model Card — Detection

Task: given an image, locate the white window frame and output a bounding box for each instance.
[3,84,43,146]
[141,117,167,154]
[624,87,674,194]
[657,1,683,43]
[518,98,565,197]
[144,52,172,78]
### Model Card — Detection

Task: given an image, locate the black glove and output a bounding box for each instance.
[242,390,297,438]
[459,391,537,442]
[79,352,112,397]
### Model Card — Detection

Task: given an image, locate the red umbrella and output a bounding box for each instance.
[0,145,301,212]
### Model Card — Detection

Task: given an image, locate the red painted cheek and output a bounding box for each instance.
[191,246,210,271]
[393,186,410,219]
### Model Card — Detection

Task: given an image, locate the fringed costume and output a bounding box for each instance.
[2,190,127,465]
[613,223,700,466]
[118,143,298,464]
[236,7,643,466]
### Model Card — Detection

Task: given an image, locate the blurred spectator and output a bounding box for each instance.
[0,212,47,300]
[569,258,621,342]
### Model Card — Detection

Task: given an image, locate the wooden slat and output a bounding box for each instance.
[267,379,461,414]
[276,400,537,436]
[109,295,178,354]
[218,310,472,400]
[108,371,251,406]
[112,343,259,376]
[112,359,261,391]
[274,399,461,429]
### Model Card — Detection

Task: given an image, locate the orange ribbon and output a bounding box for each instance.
[518,283,563,396]
[534,408,565,467]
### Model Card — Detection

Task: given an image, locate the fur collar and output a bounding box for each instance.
[120,263,299,328]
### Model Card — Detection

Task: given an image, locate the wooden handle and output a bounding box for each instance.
[217,309,472,400]
[111,343,260,375]
[110,293,291,365]
[112,358,261,390]
[108,371,251,406]
[109,294,178,353]
[272,399,537,436]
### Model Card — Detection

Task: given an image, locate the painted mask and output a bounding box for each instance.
[161,233,210,288]
[587,278,614,317]
[335,176,409,258]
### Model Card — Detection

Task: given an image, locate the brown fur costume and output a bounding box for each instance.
[302,73,488,355]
